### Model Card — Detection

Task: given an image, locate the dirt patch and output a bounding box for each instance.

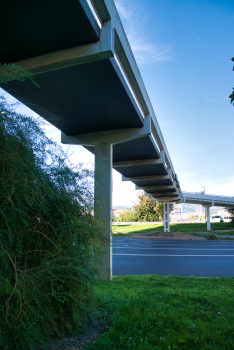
[45,316,110,350]
[130,231,207,240]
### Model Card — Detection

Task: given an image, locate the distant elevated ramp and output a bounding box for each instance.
[181,192,234,209]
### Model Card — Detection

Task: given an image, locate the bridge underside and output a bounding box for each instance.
[0,0,183,280]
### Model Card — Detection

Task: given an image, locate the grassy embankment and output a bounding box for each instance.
[88,275,234,350]
[112,222,234,237]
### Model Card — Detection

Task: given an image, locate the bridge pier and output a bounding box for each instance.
[94,143,113,281]
[164,202,170,232]
[203,205,211,231]
[61,121,152,281]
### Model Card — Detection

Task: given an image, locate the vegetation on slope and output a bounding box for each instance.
[0,97,104,349]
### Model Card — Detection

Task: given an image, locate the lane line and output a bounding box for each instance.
[113,254,234,257]
[114,242,234,247]
[113,247,234,250]
[113,243,196,246]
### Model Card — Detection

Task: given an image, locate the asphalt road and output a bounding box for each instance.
[112,237,234,277]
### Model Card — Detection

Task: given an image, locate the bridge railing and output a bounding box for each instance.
[182,191,234,199]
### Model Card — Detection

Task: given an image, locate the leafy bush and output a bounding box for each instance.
[117,209,136,222]
[0,97,104,349]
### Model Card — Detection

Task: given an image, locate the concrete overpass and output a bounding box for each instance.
[0,0,232,280]
[0,0,183,280]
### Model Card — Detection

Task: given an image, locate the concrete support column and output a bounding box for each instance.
[164,202,170,232]
[206,206,211,231]
[94,143,113,281]
[206,207,211,231]
[203,205,211,231]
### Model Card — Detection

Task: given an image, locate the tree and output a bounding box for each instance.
[133,192,173,222]
[229,57,234,106]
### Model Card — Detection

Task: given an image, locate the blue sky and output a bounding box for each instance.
[114,0,234,198]
[1,0,234,206]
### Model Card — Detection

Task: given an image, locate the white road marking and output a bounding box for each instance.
[113,247,234,250]
[113,254,234,257]
[113,243,194,246]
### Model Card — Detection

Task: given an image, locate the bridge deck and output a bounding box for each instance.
[0,0,181,202]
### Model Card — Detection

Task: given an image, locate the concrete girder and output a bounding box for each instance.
[123,175,171,183]
[147,191,180,197]
[135,184,176,191]
[113,151,169,178]
[61,114,151,146]
[0,21,114,83]
[113,154,165,168]
[122,169,173,182]
[157,197,180,202]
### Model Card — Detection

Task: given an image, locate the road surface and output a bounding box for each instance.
[112,237,234,277]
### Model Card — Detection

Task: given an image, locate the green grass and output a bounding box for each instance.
[112,223,163,236]
[112,222,234,236]
[88,275,234,350]
[214,231,234,236]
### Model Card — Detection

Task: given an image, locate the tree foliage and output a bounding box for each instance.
[133,192,173,222]
[0,96,104,349]
[229,57,234,106]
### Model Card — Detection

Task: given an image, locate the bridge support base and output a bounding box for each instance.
[164,202,170,232]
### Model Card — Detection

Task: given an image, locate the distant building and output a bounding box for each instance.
[112,209,125,220]
[196,205,205,214]
[171,206,181,214]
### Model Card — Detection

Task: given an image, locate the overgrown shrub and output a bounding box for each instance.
[0,97,104,349]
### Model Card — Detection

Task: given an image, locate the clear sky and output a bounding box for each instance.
[1,0,234,207]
